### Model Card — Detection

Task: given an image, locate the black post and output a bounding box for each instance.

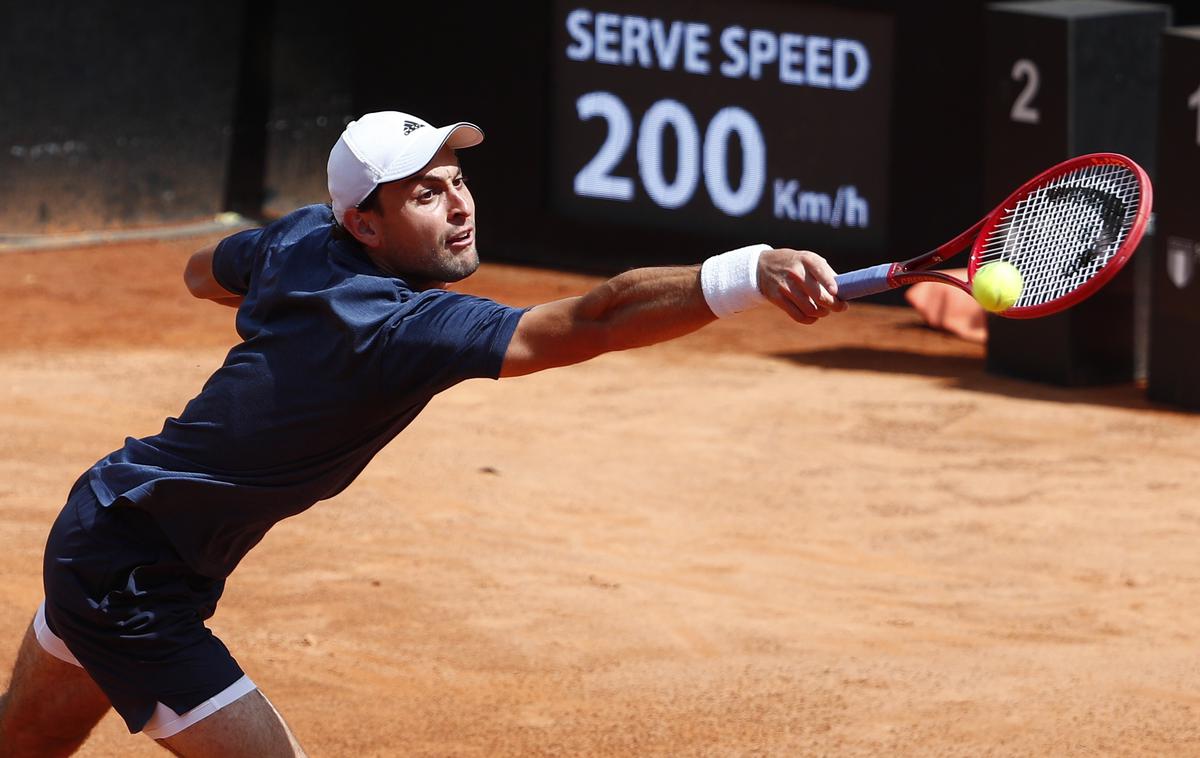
[1146,27,1200,410]
[223,0,276,219]
[983,0,1170,386]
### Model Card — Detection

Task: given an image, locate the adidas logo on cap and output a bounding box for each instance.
[403,120,424,135]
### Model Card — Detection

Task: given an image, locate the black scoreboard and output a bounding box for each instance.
[548,1,894,252]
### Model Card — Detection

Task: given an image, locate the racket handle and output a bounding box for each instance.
[835,264,896,300]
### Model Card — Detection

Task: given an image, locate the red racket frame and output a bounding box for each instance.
[880,153,1152,318]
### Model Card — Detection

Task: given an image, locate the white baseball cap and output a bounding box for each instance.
[327,111,484,224]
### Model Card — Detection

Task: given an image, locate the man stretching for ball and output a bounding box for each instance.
[0,111,846,757]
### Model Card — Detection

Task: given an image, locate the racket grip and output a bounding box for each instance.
[835,264,896,300]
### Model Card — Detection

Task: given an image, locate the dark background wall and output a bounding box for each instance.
[0,1,245,232]
[1,0,1192,279]
[294,0,1001,278]
[363,0,1185,281]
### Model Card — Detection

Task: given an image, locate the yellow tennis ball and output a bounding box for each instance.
[972,261,1024,313]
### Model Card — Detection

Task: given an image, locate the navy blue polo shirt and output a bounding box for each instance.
[85,204,525,578]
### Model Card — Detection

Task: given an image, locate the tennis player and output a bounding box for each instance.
[0,110,846,757]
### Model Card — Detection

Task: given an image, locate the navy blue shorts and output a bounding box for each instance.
[41,476,244,734]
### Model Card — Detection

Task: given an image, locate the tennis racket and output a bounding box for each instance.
[834,153,1152,318]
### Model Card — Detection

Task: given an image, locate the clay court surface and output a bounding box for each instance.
[1,233,1198,757]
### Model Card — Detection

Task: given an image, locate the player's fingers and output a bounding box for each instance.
[789,260,841,308]
[760,248,846,316]
[780,275,831,320]
[811,280,847,312]
[785,268,840,314]
[815,280,847,311]
[773,291,818,324]
[796,251,843,301]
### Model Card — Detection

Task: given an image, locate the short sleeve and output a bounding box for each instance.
[212,228,264,295]
[379,290,526,392]
[211,206,334,296]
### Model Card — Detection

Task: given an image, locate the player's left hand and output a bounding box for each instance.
[757,248,848,324]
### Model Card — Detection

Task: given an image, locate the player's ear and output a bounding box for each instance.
[342,207,381,249]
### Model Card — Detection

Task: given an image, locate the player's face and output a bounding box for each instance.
[369,146,478,285]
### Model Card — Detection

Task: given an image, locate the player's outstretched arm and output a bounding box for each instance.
[499,246,845,377]
[185,242,244,308]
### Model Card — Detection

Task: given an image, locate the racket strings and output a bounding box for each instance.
[977,163,1141,307]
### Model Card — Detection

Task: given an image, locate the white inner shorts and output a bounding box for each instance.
[33,600,257,739]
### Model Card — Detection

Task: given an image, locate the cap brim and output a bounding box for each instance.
[443,122,484,149]
[372,122,484,186]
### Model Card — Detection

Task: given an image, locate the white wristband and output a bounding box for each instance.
[700,243,770,318]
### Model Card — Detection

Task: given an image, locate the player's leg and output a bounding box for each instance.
[0,620,112,758]
[38,479,307,756]
[153,686,307,758]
